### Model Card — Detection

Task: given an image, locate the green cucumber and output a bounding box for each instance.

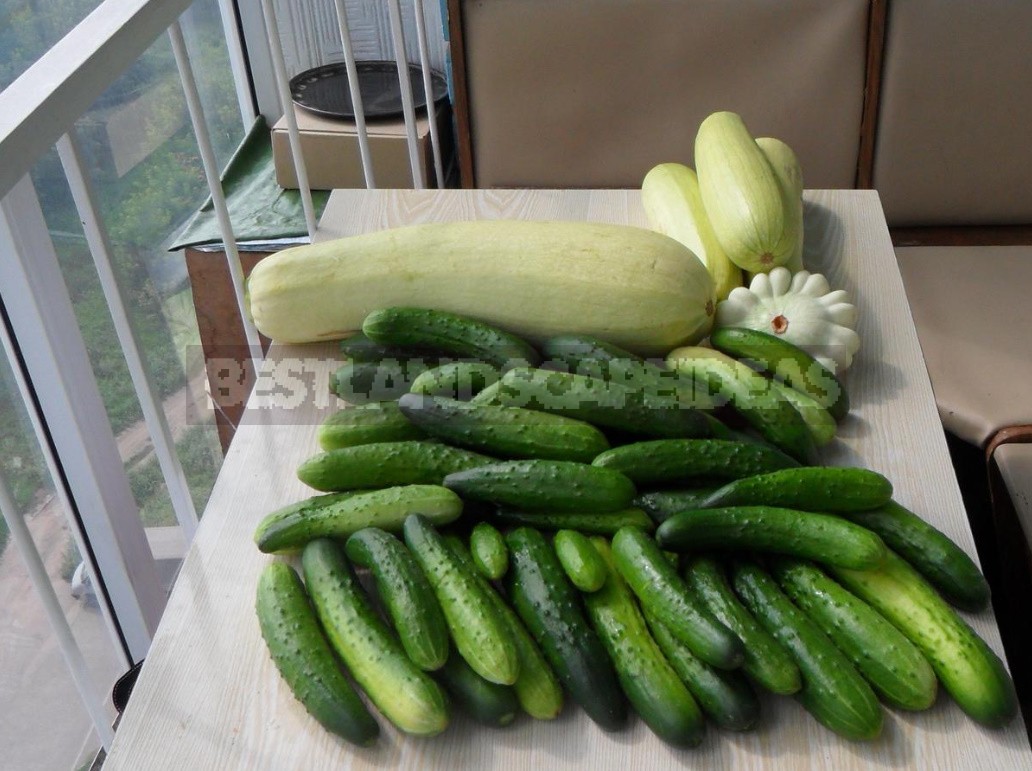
[831,550,1017,727]
[435,651,519,728]
[634,488,719,524]
[840,500,990,612]
[583,537,705,747]
[444,460,636,513]
[255,485,463,553]
[768,379,838,446]
[330,359,434,404]
[339,331,430,362]
[403,515,519,685]
[611,526,744,670]
[470,380,503,405]
[730,559,883,741]
[343,528,449,671]
[469,522,508,580]
[316,402,424,450]
[301,539,449,736]
[592,438,800,486]
[495,367,711,439]
[409,362,500,399]
[657,506,886,570]
[397,393,610,463]
[255,562,379,745]
[770,557,937,711]
[540,334,647,374]
[700,467,893,513]
[554,529,607,592]
[505,527,626,730]
[709,326,850,421]
[491,507,654,535]
[666,347,818,462]
[297,440,493,492]
[643,609,760,731]
[683,556,801,695]
[363,307,540,369]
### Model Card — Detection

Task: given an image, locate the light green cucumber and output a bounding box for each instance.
[409,361,500,400]
[470,522,509,580]
[554,529,608,592]
[316,401,424,450]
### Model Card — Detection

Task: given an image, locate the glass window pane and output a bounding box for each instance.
[0,0,104,92]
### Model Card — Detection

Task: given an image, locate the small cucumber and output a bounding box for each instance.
[666,346,818,462]
[583,537,705,748]
[301,540,450,736]
[700,466,893,513]
[554,529,608,592]
[611,527,744,670]
[409,362,500,399]
[634,489,719,524]
[397,393,610,463]
[331,359,434,404]
[491,507,654,535]
[444,460,636,513]
[344,527,449,671]
[339,331,430,362]
[435,651,519,728]
[840,500,990,612]
[403,515,520,685]
[255,485,463,553]
[831,550,1017,727]
[470,380,502,405]
[730,559,883,741]
[469,522,508,580]
[363,307,540,370]
[768,379,838,446]
[297,440,493,492]
[643,609,760,732]
[316,401,425,450]
[770,557,937,711]
[657,506,886,570]
[505,527,626,730]
[495,367,712,439]
[255,562,379,745]
[540,334,647,374]
[683,556,801,695]
[709,327,850,421]
[592,438,800,486]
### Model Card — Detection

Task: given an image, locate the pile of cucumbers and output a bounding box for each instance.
[253,306,1016,750]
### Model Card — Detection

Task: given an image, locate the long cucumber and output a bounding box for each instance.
[700,467,893,512]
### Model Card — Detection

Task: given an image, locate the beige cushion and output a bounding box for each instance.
[994,443,1032,551]
[873,0,1032,226]
[895,246,1032,446]
[461,0,868,189]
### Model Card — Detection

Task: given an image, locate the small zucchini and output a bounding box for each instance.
[316,401,424,451]
[700,466,893,513]
[435,651,519,728]
[469,522,509,580]
[491,506,653,536]
[409,361,500,400]
[554,529,608,592]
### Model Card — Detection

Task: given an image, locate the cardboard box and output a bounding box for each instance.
[272,102,452,190]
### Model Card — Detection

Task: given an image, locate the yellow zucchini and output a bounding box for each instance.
[246,220,716,356]
[756,137,805,273]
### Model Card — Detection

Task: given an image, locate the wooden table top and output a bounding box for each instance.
[105,189,1031,769]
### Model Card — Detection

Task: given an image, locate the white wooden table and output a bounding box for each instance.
[104,189,1032,769]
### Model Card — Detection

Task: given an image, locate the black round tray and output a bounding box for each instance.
[290,60,448,120]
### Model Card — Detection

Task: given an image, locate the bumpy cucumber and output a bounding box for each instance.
[339,331,425,362]
[331,359,434,404]
[592,438,799,486]
[470,380,503,405]
[683,556,801,695]
[397,393,610,463]
[495,367,711,438]
[730,559,883,741]
[583,537,705,747]
[831,550,1017,727]
[409,362,500,399]
[657,506,886,570]
[435,651,519,728]
[700,466,893,513]
[505,527,626,730]
[666,347,817,462]
[611,527,743,670]
[469,522,508,580]
[363,307,540,369]
[644,609,760,731]
[316,401,424,450]
[709,327,850,421]
[491,507,654,535]
[554,529,608,592]
[540,334,646,374]
[255,485,463,553]
[770,557,937,711]
[634,489,719,524]
[297,440,493,492]
[840,500,990,612]
[256,562,379,745]
[301,539,449,736]
[444,460,636,513]
[403,515,519,685]
[768,379,837,446]
[343,527,449,671]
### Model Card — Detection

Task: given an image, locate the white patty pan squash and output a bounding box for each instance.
[714,267,860,372]
[246,219,717,357]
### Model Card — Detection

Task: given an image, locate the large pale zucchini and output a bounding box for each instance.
[696,112,795,273]
[641,163,743,301]
[247,220,716,356]
[756,137,805,273]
